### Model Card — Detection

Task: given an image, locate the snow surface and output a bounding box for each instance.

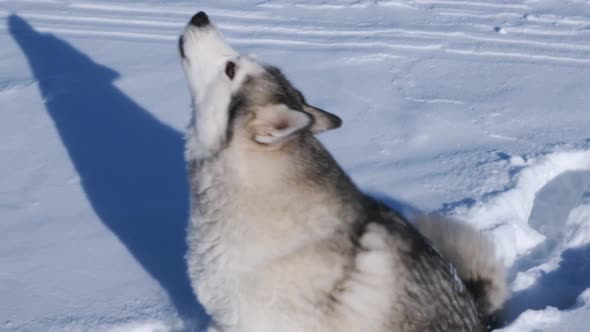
[1,0,589,331]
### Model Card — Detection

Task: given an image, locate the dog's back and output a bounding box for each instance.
[354,201,487,331]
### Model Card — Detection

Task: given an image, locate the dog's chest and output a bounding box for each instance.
[190,211,350,332]
[188,160,352,331]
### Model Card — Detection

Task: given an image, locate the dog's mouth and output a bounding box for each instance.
[178,35,185,59]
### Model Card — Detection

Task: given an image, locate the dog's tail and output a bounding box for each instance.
[414,215,509,318]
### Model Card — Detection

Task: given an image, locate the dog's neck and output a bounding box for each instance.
[188,133,362,267]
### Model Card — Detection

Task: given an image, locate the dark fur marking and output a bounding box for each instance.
[225,92,245,143]
[178,36,185,59]
[464,277,502,330]
[264,66,305,111]
[464,279,491,309]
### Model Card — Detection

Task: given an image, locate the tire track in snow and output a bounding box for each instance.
[438,10,590,27]
[13,10,590,52]
[7,24,588,65]
[68,2,280,21]
[24,26,175,41]
[9,22,590,65]
[414,0,528,10]
[419,0,590,39]
[525,14,590,26]
[446,48,590,65]
[15,13,183,28]
[2,26,590,64]
[3,0,590,65]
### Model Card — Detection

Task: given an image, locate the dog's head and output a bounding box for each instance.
[179,12,341,157]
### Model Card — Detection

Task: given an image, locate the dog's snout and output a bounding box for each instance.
[190,11,210,27]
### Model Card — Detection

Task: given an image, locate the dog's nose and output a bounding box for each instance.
[190,11,210,27]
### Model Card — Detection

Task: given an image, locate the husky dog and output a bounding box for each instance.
[179,12,507,332]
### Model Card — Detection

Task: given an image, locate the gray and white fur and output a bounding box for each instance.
[178,12,508,332]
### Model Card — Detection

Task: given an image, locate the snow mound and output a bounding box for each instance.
[449,148,590,329]
[456,149,590,265]
[498,289,590,332]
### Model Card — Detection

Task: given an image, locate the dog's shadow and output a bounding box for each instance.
[9,15,208,328]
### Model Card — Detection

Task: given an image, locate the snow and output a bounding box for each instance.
[498,289,590,332]
[1,0,589,331]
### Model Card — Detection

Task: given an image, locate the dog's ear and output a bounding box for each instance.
[303,104,342,134]
[253,105,311,144]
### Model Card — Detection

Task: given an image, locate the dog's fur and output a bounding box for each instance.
[179,12,508,332]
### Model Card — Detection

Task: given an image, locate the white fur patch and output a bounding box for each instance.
[332,223,399,331]
[181,24,264,158]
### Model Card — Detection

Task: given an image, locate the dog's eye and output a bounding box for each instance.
[225,61,236,80]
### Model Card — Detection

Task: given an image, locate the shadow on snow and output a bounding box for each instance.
[9,15,208,328]
[502,243,590,323]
